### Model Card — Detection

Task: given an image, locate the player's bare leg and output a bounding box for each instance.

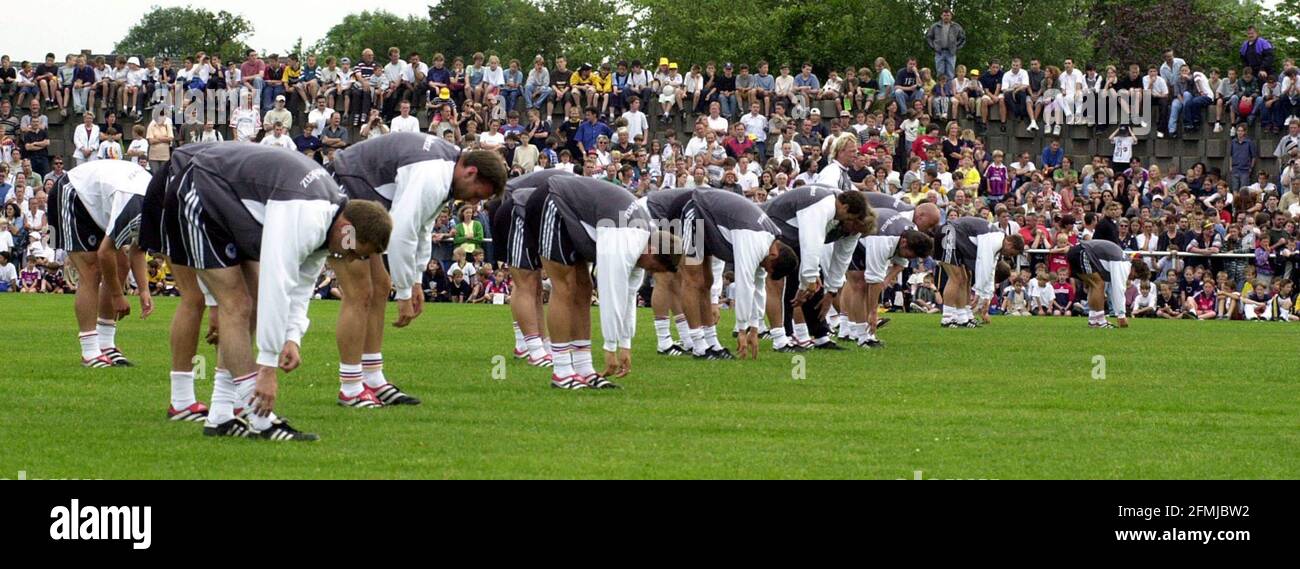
[69,252,112,367]
[510,268,551,366]
[541,259,585,389]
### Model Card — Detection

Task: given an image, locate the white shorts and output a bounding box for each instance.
[196,278,217,307]
[859,236,901,284]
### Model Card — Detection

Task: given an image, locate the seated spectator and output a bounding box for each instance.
[0,251,15,292]
[1190,279,1219,320]
[447,269,473,303]
[423,260,449,303]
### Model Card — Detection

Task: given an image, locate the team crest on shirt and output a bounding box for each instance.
[225,244,238,260]
[87,235,97,247]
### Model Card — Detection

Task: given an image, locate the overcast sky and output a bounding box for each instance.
[0,0,435,59]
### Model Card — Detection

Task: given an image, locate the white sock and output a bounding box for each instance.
[654,317,672,350]
[1089,310,1105,324]
[552,343,574,377]
[207,368,236,425]
[572,340,596,377]
[361,353,387,388]
[690,328,707,355]
[339,363,364,397]
[674,315,693,349]
[525,335,547,359]
[96,319,117,350]
[941,305,956,322]
[544,338,552,354]
[793,323,811,343]
[78,331,100,360]
[236,370,278,432]
[705,326,724,350]
[170,370,196,410]
[814,335,833,345]
[769,327,789,348]
[513,322,526,353]
[954,308,970,323]
[853,322,868,341]
[837,313,848,331]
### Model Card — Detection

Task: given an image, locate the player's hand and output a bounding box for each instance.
[138,291,154,319]
[792,280,821,306]
[410,285,425,317]
[278,341,301,372]
[614,348,632,378]
[252,367,278,417]
[737,328,759,360]
[1117,317,1129,328]
[602,350,620,378]
[112,295,131,320]
[394,298,418,328]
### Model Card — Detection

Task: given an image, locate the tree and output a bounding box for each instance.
[114,6,253,62]
[313,10,435,61]
[1088,0,1261,72]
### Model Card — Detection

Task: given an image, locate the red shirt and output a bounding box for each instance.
[1194,291,1216,312]
[912,135,939,160]
[240,60,265,82]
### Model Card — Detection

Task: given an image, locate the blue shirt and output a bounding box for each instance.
[427,66,450,87]
[1230,137,1257,172]
[754,73,775,91]
[1040,146,1063,168]
[794,73,820,90]
[575,120,612,151]
[503,69,523,89]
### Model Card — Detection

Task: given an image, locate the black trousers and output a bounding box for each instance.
[782,270,829,339]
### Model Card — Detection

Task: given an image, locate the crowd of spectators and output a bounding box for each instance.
[3,12,1299,320]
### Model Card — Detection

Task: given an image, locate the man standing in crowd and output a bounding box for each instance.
[926,9,966,83]
[1241,25,1275,79]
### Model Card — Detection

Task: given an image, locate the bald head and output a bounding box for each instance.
[913,203,941,232]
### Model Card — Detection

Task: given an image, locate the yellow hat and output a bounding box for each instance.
[659,57,670,66]
[971,69,980,77]
[439,87,451,99]
[669,62,678,70]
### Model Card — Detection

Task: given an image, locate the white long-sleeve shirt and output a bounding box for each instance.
[330,133,460,301]
[73,124,100,161]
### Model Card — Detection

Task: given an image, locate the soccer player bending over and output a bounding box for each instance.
[328,133,507,408]
[485,169,575,367]
[842,196,940,347]
[644,188,798,360]
[761,184,875,351]
[524,176,681,390]
[1067,239,1152,328]
[934,216,1025,328]
[139,143,224,422]
[848,207,935,348]
[46,160,156,369]
[159,144,393,441]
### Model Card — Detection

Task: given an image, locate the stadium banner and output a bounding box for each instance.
[0,480,1288,556]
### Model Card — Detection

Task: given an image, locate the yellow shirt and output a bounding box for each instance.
[959,168,981,195]
[592,72,612,93]
[570,71,594,87]
[282,65,301,84]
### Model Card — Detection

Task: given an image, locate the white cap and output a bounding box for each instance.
[127,57,140,66]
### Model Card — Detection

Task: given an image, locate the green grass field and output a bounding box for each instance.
[2,294,1296,479]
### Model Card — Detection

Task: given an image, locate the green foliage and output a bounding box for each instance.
[113,6,253,62]
[311,10,435,61]
[119,0,1273,79]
